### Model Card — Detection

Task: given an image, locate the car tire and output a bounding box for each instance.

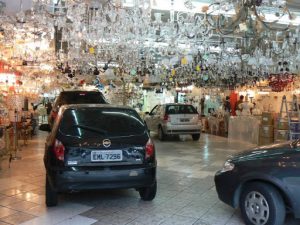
[239,182,285,225]
[46,176,58,207]
[139,181,157,201]
[158,126,165,141]
[192,134,200,141]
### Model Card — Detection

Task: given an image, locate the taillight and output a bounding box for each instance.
[145,139,155,159]
[53,139,65,161]
[163,114,170,122]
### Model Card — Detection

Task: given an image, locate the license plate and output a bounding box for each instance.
[91,150,123,162]
[180,118,190,122]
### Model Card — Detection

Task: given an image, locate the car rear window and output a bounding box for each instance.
[59,108,146,138]
[166,105,198,114]
[55,92,106,106]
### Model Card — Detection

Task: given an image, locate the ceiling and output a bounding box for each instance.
[2,0,300,13]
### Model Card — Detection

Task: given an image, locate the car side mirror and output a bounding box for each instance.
[39,124,51,132]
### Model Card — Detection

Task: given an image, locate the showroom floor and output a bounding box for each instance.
[0,132,298,225]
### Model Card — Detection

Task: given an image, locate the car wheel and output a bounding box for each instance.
[46,176,58,207]
[240,182,285,225]
[192,134,200,141]
[139,181,157,201]
[158,126,165,141]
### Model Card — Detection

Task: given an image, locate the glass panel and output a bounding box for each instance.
[59,108,146,138]
[56,92,106,106]
[166,105,197,114]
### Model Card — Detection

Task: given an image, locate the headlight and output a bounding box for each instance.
[221,161,235,173]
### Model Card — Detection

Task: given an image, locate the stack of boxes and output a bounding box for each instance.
[259,112,274,145]
[274,117,289,142]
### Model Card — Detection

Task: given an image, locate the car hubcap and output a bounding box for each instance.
[245,191,269,225]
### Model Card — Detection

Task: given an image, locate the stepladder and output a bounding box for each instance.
[278,95,300,141]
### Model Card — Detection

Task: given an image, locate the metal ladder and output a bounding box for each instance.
[278,95,300,140]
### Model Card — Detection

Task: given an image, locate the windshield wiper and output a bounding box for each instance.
[72,125,107,135]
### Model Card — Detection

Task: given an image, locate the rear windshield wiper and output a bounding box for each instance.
[72,125,108,135]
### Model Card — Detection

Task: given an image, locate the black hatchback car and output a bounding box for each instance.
[215,142,300,225]
[41,104,157,206]
[49,90,107,126]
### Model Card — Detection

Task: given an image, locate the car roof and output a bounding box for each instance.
[60,104,134,111]
[59,90,101,93]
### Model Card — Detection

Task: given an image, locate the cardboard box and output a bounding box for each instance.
[260,125,274,138]
[259,136,274,146]
[261,112,274,125]
[274,129,289,141]
[275,118,289,130]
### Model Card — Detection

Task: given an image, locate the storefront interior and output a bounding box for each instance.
[0,0,300,224]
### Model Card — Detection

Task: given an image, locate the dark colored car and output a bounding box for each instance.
[49,90,107,126]
[41,104,157,206]
[215,142,300,225]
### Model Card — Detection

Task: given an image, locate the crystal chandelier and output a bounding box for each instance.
[0,0,298,89]
[204,0,294,35]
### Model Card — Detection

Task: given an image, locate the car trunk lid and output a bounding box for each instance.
[57,107,149,167]
[62,136,148,167]
[169,114,198,125]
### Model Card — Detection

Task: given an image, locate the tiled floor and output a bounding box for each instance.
[0,132,299,225]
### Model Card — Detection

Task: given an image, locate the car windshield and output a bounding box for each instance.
[56,92,106,106]
[166,105,198,114]
[59,108,146,138]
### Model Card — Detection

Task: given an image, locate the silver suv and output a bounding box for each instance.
[144,104,202,141]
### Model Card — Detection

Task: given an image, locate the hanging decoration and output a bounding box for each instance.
[0,0,298,92]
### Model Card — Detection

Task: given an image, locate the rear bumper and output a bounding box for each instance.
[48,167,156,192]
[163,124,201,135]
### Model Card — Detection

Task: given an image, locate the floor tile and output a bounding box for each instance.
[0,206,18,219]
[0,197,23,207]
[20,203,93,225]
[0,188,26,197]
[25,205,48,216]
[0,132,299,225]
[56,215,97,225]
[0,212,36,225]
[6,200,39,212]
[160,215,198,225]
[0,222,10,225]
[14,192,41,202]
[128,212,172,225]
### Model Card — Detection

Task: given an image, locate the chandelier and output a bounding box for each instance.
[0,0,298,89]
[204,0,294,35]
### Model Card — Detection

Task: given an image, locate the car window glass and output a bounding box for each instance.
[166,105,197,114]
[55,92,106,107]
[59,108,146,138]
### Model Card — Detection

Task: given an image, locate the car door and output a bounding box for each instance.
[145,105,161,131]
